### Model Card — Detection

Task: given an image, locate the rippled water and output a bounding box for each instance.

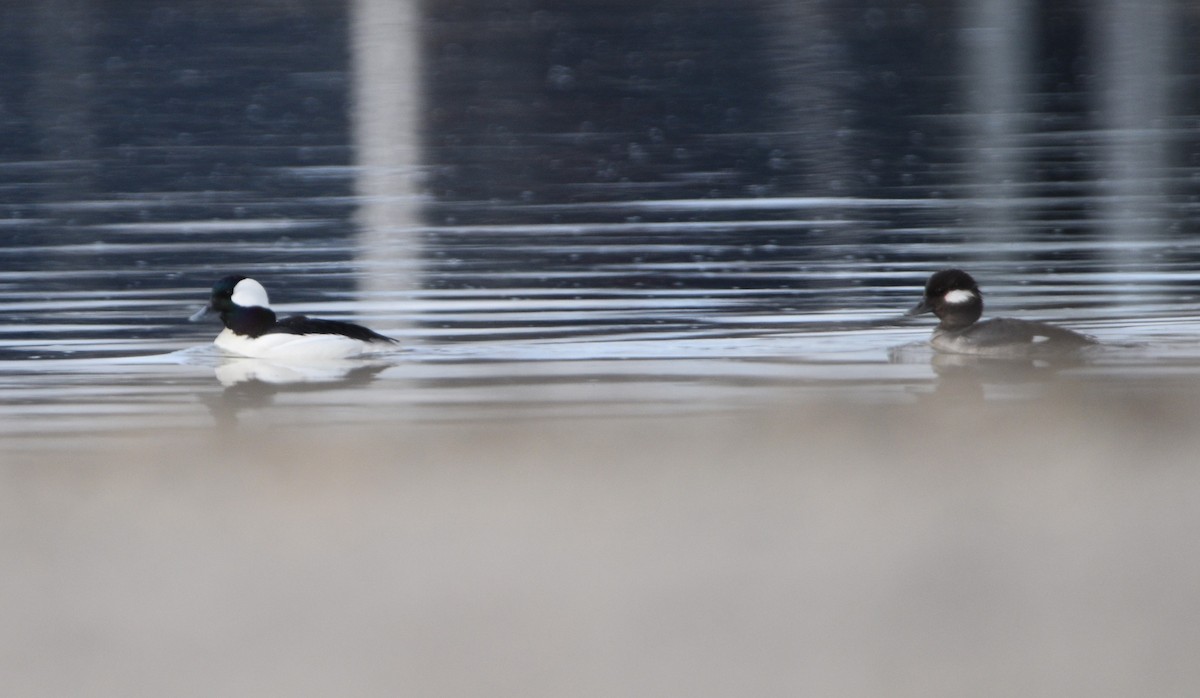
[3,3,1200,442]
[5,185,1200,443]
[4,3,1200,695]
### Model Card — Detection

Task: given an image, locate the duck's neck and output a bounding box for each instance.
[222,306,276,337]
[936,300,982,331]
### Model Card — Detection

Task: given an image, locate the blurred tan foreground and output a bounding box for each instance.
[3,380,1200,697]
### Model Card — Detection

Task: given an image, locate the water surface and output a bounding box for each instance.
[3,2,1200,695]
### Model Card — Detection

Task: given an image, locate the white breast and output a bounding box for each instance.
[214,329,391,361]
[930,332,983,355]
[930,331,1032,358]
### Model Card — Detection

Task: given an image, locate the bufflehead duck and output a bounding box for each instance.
[907,269,1095,356]
[190,275,397,360]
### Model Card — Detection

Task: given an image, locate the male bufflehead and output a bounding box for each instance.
[190,275,397,360]
[907,269,1095,356]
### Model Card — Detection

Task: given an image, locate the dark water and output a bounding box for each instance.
[3,2,1200,695]
[2,0,1199,437]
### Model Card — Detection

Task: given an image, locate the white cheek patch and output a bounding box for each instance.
[943,289,976,305]
[231,278,271,308]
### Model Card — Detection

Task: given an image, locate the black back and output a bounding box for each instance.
[273,315,396,343]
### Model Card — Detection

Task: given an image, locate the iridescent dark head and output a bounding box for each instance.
[189,274,269,323]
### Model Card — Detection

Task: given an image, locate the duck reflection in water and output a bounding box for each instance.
[200,358,394,429]
[890,269,1099,400]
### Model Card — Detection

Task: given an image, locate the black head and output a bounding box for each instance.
[907,268,983,331]
[189,275,276,336]
[206,275,249,313]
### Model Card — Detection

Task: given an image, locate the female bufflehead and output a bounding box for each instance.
[190,275,397,360]
[907,269,1095,356]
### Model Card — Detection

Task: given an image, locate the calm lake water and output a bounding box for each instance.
[3,1,1200,695]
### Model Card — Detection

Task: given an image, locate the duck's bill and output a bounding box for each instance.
[188,305,214,322]
[905,299,933,317]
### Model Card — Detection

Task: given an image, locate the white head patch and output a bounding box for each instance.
[231,278,270,308]
[943,289,976,305]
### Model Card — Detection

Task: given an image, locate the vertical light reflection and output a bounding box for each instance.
[961,0,1033,257]
[31,0,97,199]
[350,0,423,314]
[1094,0,1173,275]
[760,0,860,272]
[762,0,852,196]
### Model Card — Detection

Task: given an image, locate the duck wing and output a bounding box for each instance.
[271,315,396,343]
[966,318,1094,347]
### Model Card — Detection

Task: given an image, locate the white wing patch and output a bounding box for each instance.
[943,289,976,305]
